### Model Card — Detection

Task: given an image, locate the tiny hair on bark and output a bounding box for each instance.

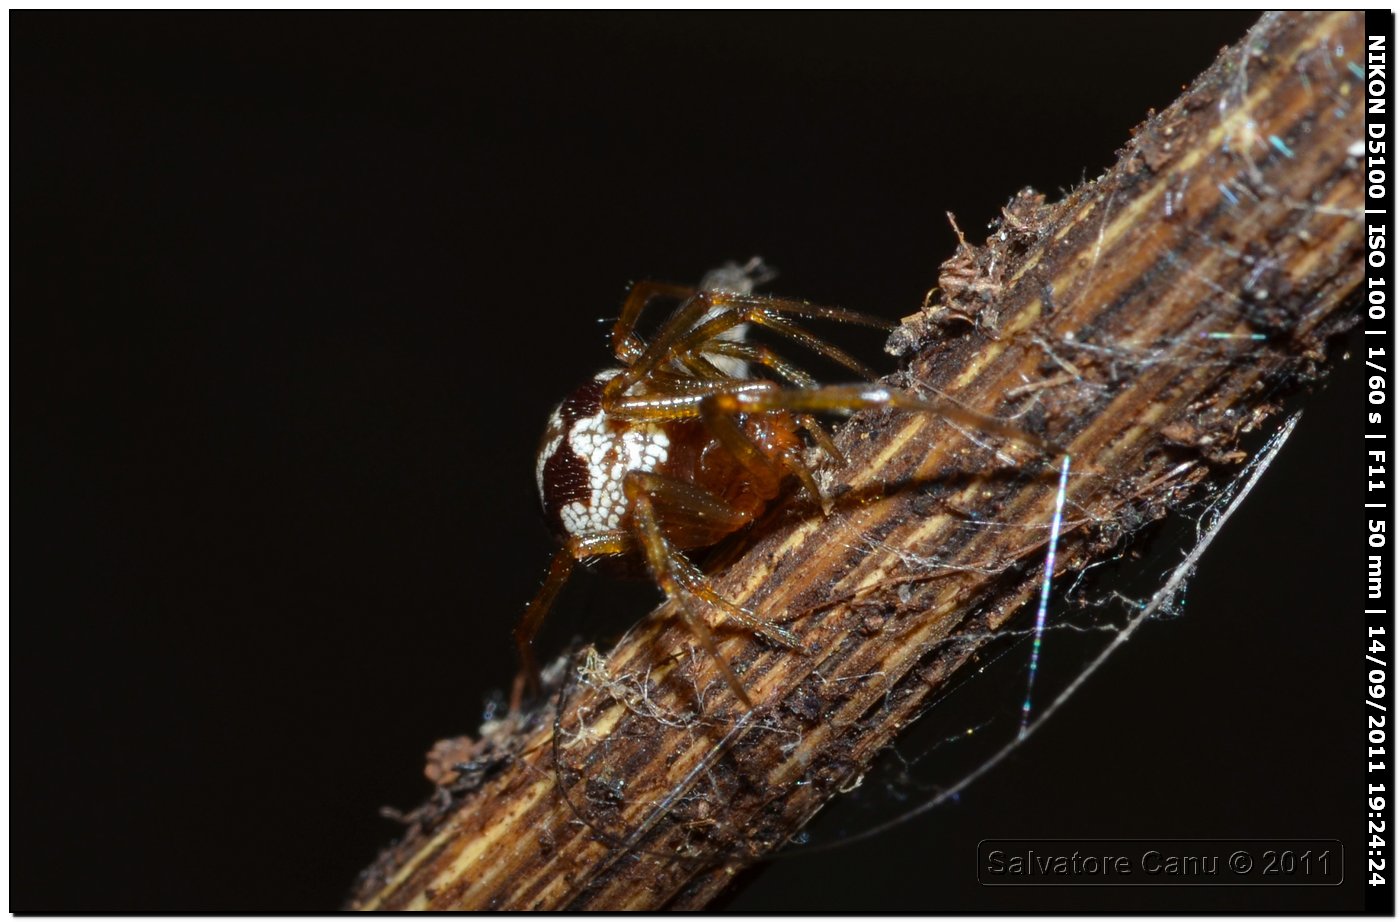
[350,11,1363,910]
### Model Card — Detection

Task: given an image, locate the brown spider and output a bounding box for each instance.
[513,260,1039,711]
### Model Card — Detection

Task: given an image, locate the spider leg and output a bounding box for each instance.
[653,300,882,382]
[604,379,775,421]
[609,284,874,388]
[660,546,799,649]
[741,310,883,381]
[677,352,733,382]
[699,340,818,388]
[700,291,896,332]
[631,369,733,394]
[613,286,892,398]
[605,291,719,398]
[624,478,751,708]
[510,534,630,713]
[704,383,1051,451]
[622,471,798,710]
[626,469,755,536]
[611,280,697,364]
[622,471,796,648]
[795,414,845,466]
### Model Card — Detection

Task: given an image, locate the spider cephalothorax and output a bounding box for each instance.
[513,261,1039,710]
[537,369,805,547]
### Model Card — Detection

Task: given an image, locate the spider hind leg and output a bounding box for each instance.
[510,533,630,714]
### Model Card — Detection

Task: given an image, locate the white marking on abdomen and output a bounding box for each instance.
[559,409,670,537]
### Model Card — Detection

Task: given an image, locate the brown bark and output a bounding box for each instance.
[350,11,1364,910]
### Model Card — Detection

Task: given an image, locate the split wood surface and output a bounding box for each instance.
[351,11,1364,910]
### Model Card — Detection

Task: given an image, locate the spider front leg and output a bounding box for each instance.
[622,471,800,711]
[671,291,895,381]
[702,383,1052,453]
[606,289,893,402]
[610,280,697,364]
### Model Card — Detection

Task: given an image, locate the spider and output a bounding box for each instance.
[513,260,1040,712]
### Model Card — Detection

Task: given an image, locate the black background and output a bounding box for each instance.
[14,12,1364,912]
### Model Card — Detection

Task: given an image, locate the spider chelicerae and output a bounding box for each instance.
[513,260,1039,711]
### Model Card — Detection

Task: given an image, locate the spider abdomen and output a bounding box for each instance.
[536,376,667,540]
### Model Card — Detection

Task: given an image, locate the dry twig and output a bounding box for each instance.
[350,11,1364,910]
